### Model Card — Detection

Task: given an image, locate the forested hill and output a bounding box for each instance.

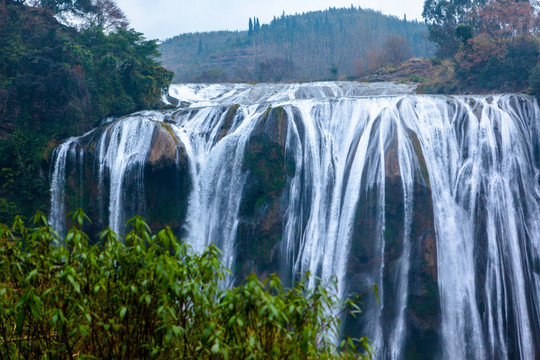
[159,6,435,83]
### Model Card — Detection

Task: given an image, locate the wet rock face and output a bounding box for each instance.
[405,130,440,355]
[217,104,240,142]
[144,123,190,236]
[58,120,190,240]
[60,128,108,238]
[342,123,440,359]
[235,106,293,281]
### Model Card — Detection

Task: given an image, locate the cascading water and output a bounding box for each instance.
[50,82,540,359]
[50,137,77,237]
[170,105,266,280]
[95,115,159,234]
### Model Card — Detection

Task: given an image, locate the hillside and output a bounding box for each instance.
[159,6,435,83]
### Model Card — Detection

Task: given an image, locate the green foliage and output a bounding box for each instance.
[455,24,473,47]
[0,130,48,222]
[0,2,173,222]
[408,74,427,83]
[0,2,173,135]
[0,211,372,359]
[422,0,486,58]
[79,26,173,116]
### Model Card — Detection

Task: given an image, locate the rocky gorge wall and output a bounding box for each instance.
[50,83,540,359]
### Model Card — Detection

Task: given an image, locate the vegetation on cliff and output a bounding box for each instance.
[420,0,539,94]
[0,0,173,222]
[0,211,372,359]
[360,0,539,96]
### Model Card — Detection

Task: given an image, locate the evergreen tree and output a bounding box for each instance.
[248,17,253,36]
[198,38,203,54]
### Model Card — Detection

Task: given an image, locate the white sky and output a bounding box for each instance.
[115,0,425,41]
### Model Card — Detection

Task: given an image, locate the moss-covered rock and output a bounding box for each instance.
[342,118,440,358]
[235,106,293,281]
[217,104,240,141]
[405,129,440,359]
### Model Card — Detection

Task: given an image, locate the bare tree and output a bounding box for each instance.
[257,57,294,82]
[85,0,128,31]
[32,0,128,32]
[383,35,412,66]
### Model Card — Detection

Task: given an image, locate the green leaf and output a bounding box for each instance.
[67,274,81,293]
[25,269,38,283]
[119,306,128,320]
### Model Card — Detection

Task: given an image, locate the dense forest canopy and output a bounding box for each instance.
[159,6,435,83]
[0,0,173,222]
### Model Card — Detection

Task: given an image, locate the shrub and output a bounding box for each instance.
[0,210,372,359]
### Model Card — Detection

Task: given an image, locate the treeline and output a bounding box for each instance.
[0,0,173,222]
[159,6,435,83]
[422,0,539,94]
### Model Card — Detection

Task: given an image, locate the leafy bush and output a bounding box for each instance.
[0,211,372,359]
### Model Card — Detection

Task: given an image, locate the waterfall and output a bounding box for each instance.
[49,137,77,237]
[94,115,158,234]
[169,105,263,277]
[49,83,540,359]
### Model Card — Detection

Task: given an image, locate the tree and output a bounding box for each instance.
[456,23,474,47]
[197,38,203,54]
[0,2,172,221]
[383,35,412,65]
[454,0,539,90]
[454,33,506,88]
[503,36,539,87]
[35,0,127,31]
[38,0,76,13]
[473,0,538,41]
[83,0,128,31]
[329,64,338,79]
[529,63,540,96]
[422,0,487,58]
[257,57,294,82]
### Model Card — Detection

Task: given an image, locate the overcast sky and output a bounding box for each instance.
[115,0,425,41]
